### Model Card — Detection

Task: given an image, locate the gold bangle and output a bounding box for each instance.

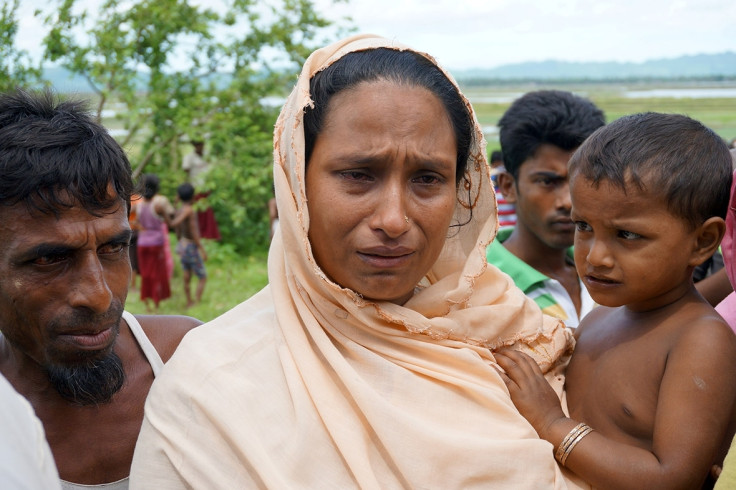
[554,423,586,463]
[555,422,594,467]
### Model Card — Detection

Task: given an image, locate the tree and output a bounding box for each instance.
[39,0,348,253]
[0,0,42,92]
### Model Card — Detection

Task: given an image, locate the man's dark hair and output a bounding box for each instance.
[499,90,605,179]
[569,112,732,229]
[304,48,473,186]
[177,182,195,202]
[0,88,133,215]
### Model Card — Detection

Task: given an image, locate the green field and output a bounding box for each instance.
[124,80,736,323]
[463,81,736,152]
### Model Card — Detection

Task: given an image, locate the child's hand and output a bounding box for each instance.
[494,349,566,439]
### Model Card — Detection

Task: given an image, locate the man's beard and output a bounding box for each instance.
[46,350,125,406]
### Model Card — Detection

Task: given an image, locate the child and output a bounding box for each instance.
[171,183,207,307]
[495,112,736,489]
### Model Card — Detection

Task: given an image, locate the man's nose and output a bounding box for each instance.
[68,252,113,313]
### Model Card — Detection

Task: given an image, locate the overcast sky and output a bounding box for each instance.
[16,0,736,71]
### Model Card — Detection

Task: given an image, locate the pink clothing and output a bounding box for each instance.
[716,165,736,333]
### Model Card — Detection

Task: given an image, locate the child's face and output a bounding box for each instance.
[570,173,700,311]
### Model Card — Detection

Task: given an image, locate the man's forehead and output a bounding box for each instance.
[0,198,128,244]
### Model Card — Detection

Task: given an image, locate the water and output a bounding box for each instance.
[624,88,736,99]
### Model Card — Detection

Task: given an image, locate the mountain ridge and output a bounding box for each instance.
[43,51,736,92]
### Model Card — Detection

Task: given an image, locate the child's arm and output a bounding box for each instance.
[187,208,207,261]
[495,323,736,490]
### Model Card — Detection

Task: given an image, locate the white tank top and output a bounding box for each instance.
[60,311,163,490]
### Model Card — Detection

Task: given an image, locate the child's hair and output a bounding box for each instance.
[569,112,733,229]
[141,174,160,200]
[177,182,195,202]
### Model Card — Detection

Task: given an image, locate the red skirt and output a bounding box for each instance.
[137,245,171,306]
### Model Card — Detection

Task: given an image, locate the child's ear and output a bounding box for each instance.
[689,217,726,267]
[497,172,517,203]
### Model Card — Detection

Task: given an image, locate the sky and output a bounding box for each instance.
[15,0,736,71]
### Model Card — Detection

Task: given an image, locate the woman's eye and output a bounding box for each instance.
[413,174,441,185]
[341,171,371,181]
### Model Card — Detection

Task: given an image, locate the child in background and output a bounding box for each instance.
[496,113,736,489]
[171,183,207,307]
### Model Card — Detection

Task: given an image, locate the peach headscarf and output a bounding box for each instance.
[130,34,578,489]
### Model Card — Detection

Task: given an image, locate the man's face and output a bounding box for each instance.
[0,196,131,372]
[501,144,576,249]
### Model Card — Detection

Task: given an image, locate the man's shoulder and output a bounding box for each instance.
[131,314,202,363]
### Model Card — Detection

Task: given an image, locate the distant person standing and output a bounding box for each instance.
[490,150,516,228]
[172,183,207,308]
[135,174,172,311]
[182,140,221,240]
[487,90,605,328]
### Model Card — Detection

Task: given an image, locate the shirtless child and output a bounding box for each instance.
[171,183,207,307]
[496,112,736,489]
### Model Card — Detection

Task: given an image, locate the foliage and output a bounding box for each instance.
[0,0,42,92]
[37,0,345,254]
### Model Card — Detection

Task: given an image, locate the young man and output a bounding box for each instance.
[0,89,200,488]
[487,90,605,327]
[172,183,207,307]
[496,112,736,489]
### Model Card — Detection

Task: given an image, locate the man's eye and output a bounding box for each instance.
[100,243,127,255]
[32,255,67,266]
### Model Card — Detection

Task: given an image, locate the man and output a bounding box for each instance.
[0,89,200,489]
[487,90,605,327]
[181,140,220,240]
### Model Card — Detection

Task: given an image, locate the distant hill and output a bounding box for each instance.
[452,52,736,81]
[43,51,736,91]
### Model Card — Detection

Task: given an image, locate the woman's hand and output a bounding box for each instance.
[494,349,567,439]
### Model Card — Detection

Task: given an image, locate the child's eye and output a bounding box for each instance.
[618,230,642,240]
[574,221,591,232]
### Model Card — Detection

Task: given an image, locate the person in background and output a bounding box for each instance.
[487,90,605,328]
[490,149,516,228]
[0,88,200,490]
[128,192,142,289]
[171,183,207,308]
[134,174,171,311]
[130,34,578,489]
[181,140,220,240]
[497,112,736,489]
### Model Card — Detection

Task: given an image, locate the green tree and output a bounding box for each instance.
[0,0,42,91]
[40,0,348,253]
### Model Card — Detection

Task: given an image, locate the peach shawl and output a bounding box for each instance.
[130,34,575,489]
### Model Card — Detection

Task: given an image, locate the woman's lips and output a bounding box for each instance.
[358,247,415,268]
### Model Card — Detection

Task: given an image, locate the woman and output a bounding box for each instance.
[135,174,172,310]
[130,35,577,489]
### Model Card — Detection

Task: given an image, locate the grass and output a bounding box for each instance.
[124,235,269,323]
[122,80,736,323]
[465,81,736,151]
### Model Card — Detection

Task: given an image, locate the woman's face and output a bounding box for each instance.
[306,80,458,305]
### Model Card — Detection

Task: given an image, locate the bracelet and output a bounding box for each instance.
[554,422,594,467]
